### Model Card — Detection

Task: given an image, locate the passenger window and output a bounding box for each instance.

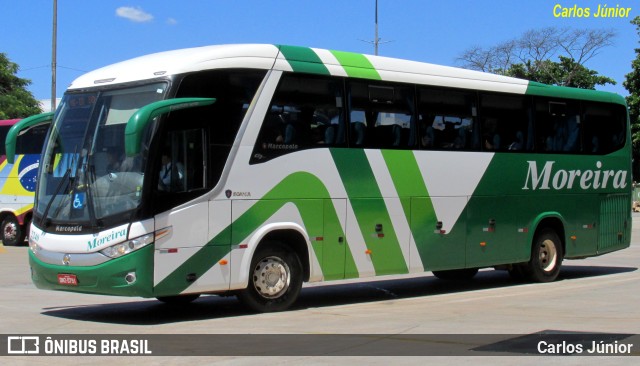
[480,93,531,151]
[534,98,581,153]
[16,124,49,155]
[348,81,415,149]
[418,87,477,150]
[175,69,266,186]
[251,74,345,163]
[583,102,626,154]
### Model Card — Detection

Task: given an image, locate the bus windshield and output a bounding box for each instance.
[35,83,167,227]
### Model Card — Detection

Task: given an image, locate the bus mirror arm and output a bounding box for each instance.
[5,112,54,164]
[124,97,216,157]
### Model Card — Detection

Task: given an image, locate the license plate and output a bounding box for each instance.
[57,274,78,286]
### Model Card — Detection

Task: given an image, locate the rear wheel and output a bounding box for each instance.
[523,228,563,282]
[2,215,25,246]
[237,242,303,312]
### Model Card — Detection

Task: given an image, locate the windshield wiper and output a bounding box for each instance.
[82,155,101,230]
[40,167,72,228]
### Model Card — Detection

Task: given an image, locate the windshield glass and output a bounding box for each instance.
[36,83,167,227]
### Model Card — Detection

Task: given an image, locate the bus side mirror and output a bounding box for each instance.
[5,112,54,164]
[124,98,216,157]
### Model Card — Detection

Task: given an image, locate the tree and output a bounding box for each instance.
[505,56,616,89]
[0,53,41,119]
[458,27,617,89]
[624,16,640,179]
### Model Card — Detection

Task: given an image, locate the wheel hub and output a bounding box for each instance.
[539,239,558,272]
[4,222,17,241]
[253,256,291,299]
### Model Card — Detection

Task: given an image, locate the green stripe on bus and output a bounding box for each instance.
[155,171,357,295]
[381,150,437,269]
[330,51,381,80]
[525,81,627,105]
[381,150,427,218]
[278,45,331,76]
[331,149,408,275]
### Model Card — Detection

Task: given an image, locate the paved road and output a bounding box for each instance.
[1,216,639,365]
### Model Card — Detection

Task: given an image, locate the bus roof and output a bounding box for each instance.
[68,44,626,105]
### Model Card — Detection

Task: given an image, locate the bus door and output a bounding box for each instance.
[152,128,231,296]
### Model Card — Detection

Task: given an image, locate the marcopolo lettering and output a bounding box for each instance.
[87,228,128,251]
[55,225,83,233]
[522,161,628,191]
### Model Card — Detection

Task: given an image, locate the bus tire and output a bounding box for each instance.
[237,242,303,313]
[156,294,200,304]
[2,215,25,246]
[432,268,479,281]
[524,228,563,282]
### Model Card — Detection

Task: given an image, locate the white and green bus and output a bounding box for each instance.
[10,44,630,311]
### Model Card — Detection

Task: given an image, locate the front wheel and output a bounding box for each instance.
[236,242,303,313]
[524,228,563,282]
[2,215,25,246]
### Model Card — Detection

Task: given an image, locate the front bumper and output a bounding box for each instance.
[29,244,154,297]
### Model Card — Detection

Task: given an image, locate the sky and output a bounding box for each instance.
[1,0,639,106]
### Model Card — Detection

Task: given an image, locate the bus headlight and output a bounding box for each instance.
[100,234,153,259]
[29,236,40,255]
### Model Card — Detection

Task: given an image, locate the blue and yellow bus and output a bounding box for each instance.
[0,118,48,245]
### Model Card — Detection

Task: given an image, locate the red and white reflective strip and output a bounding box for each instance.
[517,228,529,233]
[583,224,595,229]
[159,248,178,254]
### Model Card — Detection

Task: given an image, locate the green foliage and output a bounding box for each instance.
[458,27,617,89]
[504,56,616,89]
[624,17,640,140]
[624,16,640,179]
[0,53,42,119]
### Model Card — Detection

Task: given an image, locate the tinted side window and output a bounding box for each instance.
[0,126,9,155]
[175,69,266,183]
[158,129,205,193]
[480,93,531,151]
[251,73,345,163]
[348,81,416,149]
[16,124,49,155]
[583,102,626,154]
[418,87,477,150]
[534,98,581,153]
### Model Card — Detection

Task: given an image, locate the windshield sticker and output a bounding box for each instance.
[72,192,86,209]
